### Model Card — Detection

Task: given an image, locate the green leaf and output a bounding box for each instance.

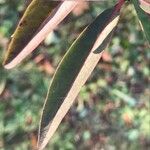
[131,0,150,45]
[3,0,78,69]
[38,4,122,150]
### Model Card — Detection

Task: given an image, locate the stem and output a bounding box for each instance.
[115,0,126,12]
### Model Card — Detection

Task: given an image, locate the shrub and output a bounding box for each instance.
[1,0,150,149]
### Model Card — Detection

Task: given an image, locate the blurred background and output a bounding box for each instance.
[0,0,150,150]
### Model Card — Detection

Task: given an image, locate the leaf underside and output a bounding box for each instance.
[38,4,121,150]
[139,0,150,14]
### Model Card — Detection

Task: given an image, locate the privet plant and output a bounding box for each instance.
[2,0,150,149]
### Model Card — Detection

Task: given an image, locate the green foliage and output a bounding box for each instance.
[0,0,150,150]
[38,5,120,149]
[131,0,150,45]
[3,0,59,66]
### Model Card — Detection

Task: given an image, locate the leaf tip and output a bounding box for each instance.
[3,58,17,69]
[3,56,21,70]
[3,64,13,69]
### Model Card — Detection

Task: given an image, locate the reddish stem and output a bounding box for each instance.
[115,0,126,12]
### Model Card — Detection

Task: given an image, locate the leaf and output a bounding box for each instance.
[139,0,150,14]
[131,0,150,45]
[3,0,78,69]
[38,4,122,150]
[3,0,59,68]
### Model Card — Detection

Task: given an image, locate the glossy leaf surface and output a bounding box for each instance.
[3,0,78,69]
[38,4,122,150]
